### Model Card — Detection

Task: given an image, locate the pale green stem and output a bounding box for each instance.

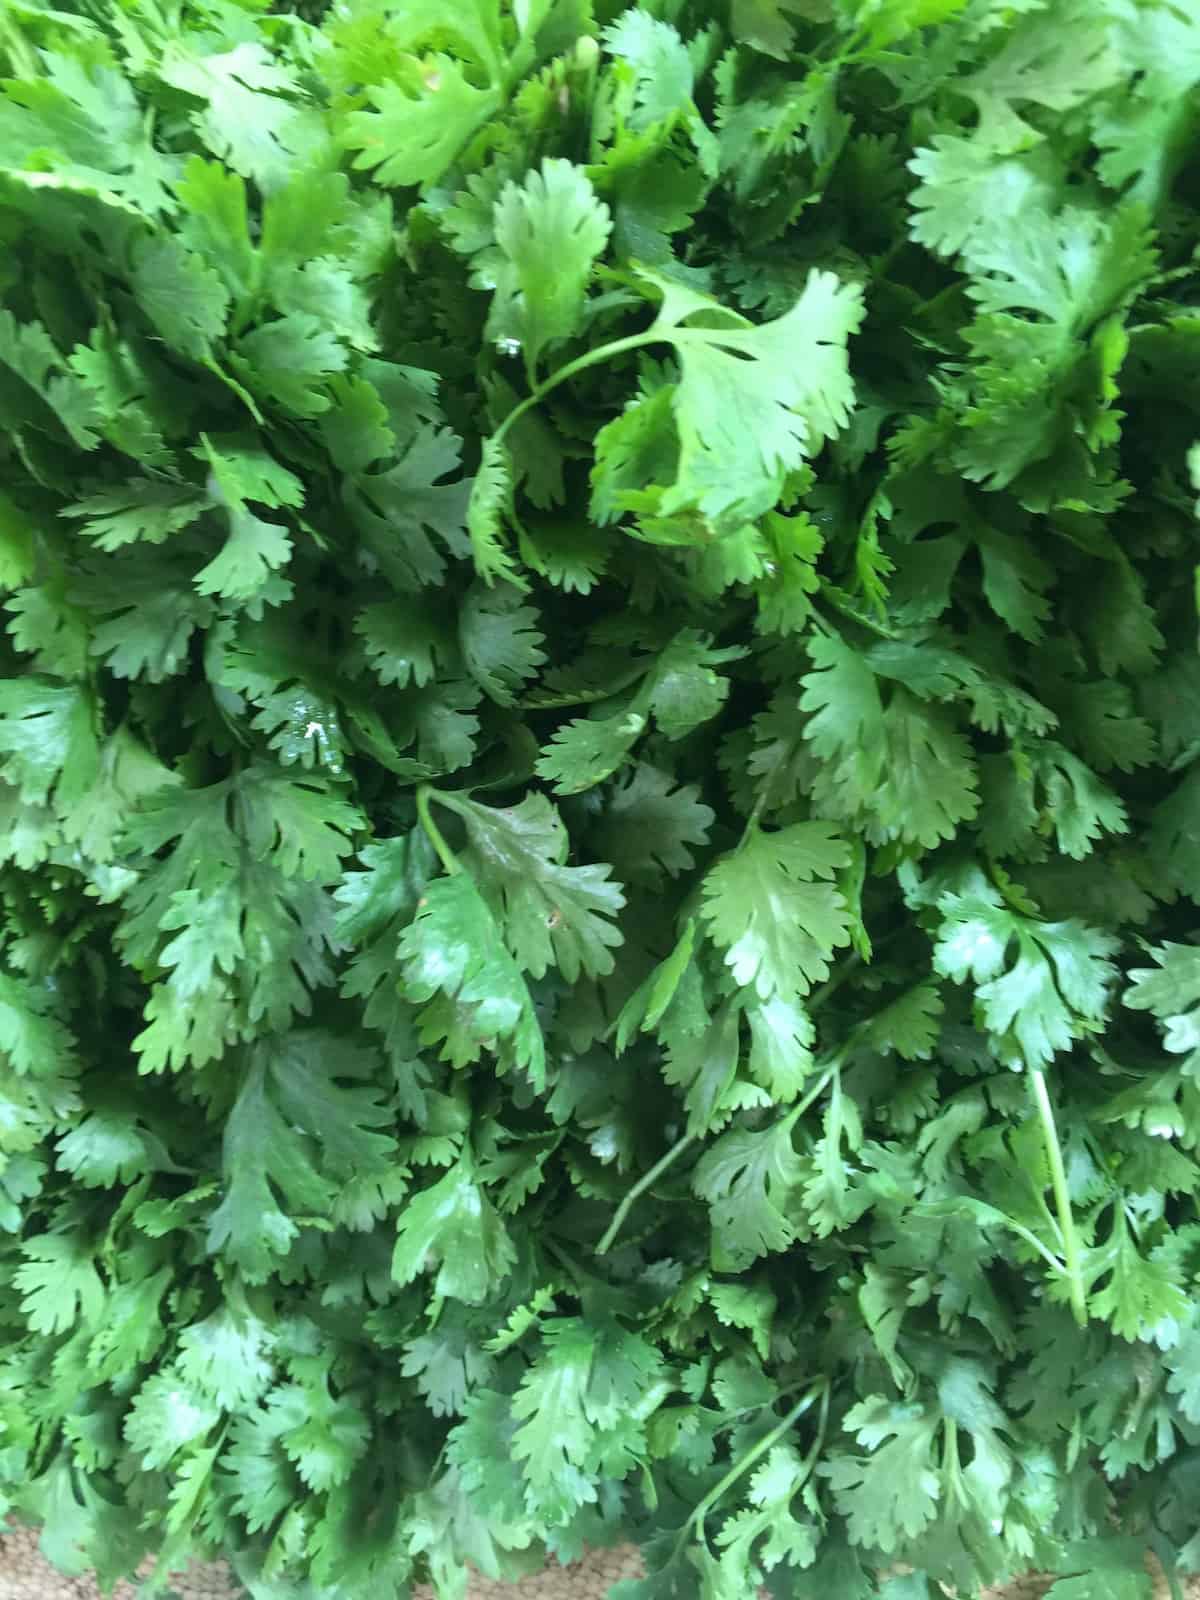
[684,1383,828,1548]
[778,1058,844,1135]
[1030,1068,1087,1326]
[600,1057,841,1255]
[415,786,460,878]
[492,331,664,451]
[597,1133,695,1255]
[988,1212,1071,1281]
[492,323,760,453]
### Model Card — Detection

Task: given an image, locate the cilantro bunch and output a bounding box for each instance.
[1,1,1199,1597]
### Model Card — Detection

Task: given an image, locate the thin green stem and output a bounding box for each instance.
[713,1378,819,1434]
[994,1213,1071,1280]
[740,788,770,842]
[806,952,863,1014]
[1030,1068,1087,1326]
[597,1133,696,1255]
[493,321,761,454]
[779,1058,843,1136]
[415,786,461,877]
[492,331,662,452]
[601,1061,841,1256]
[684,1383,826,1545]
[815,587,905,641]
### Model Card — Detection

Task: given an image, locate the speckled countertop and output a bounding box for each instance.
[0,1525,1190,1600]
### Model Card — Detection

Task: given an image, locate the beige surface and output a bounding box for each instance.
[0,1529,646,1599]
[0,1523,1192,1599]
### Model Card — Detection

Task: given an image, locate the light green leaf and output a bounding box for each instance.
[392,1154,516,1305]
[490,158,611,375]
[436,790,625,982]
[700,822,853,1003]
[1125,942,1200,1079]
[398,871,546,1081]
[934,877,1118,1069]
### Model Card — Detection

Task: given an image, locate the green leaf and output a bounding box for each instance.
[714,1441,818,1581]
[355,595,452,688]
[822,1397,941,1554]
[15,1234,104,1335]
[1124,942,1200,1079]
[958,4,1122,150]
[345,63,501,190]
[392,1154,516,1305]
[0,677,100,815]
[1085,1204,1190,1341]
[623,267,864,532]
[745,993,816,1101]
[537,631,741,795]
[467,435,521,587]
[592,763,715,884]
[801,634,980,849]
[193,436,297,602]
[335,831,434,1096]
[934,877,1118,1069]
[445,1388,529,1529]
[0,968,80,1080]
[207,1033,399,1281]
[157,41,310,189]
[61,479,208,551]
[0,311,102,449]
[176,155,256,301]
[398,871,546,1081]
[1,7,1199,1593]
[436,790,625,981]
[176,1306,277,1410]
[511,1315,666,1524]
[489,158,611,375]
[125,1372,221,1469]
[615,919,698,1052]
[663,993,744,1134]
[699,822,854,1002]
[458,581,546,707]
[233,312,349,419]
[118,769,358,1069]
[130,235,230,361]
[692,1118,805,1268]
[802,1074,869,1237]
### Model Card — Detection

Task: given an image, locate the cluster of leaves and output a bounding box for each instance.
[0,0,1199,1597]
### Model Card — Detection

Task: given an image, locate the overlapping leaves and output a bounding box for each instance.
[0,2,1197,1598]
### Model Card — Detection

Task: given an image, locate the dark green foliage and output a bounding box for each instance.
[0,1,1198,1597]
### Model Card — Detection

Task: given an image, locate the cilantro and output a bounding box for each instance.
[699,821,854,1001]
[2,0,1200,1594]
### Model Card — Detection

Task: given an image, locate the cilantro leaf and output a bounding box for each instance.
[1125,943,1200,1079]
[699,822,854,1002]
[434,789,625,981]
[398,871,546,1081]
[934,877,1118,1068]
[591,763,715,884]
[392,1154,516,1306]
[207,1032,400,1281]
[344,63,501,190]
[536,631,742,794]
[458,581,546,707]
[488,158,611,377]
[590,268,864,535]
[823,1397,941,1553]
[2,5,1200,1595]
[692,1117,806,1269]
[800,633,980,849]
